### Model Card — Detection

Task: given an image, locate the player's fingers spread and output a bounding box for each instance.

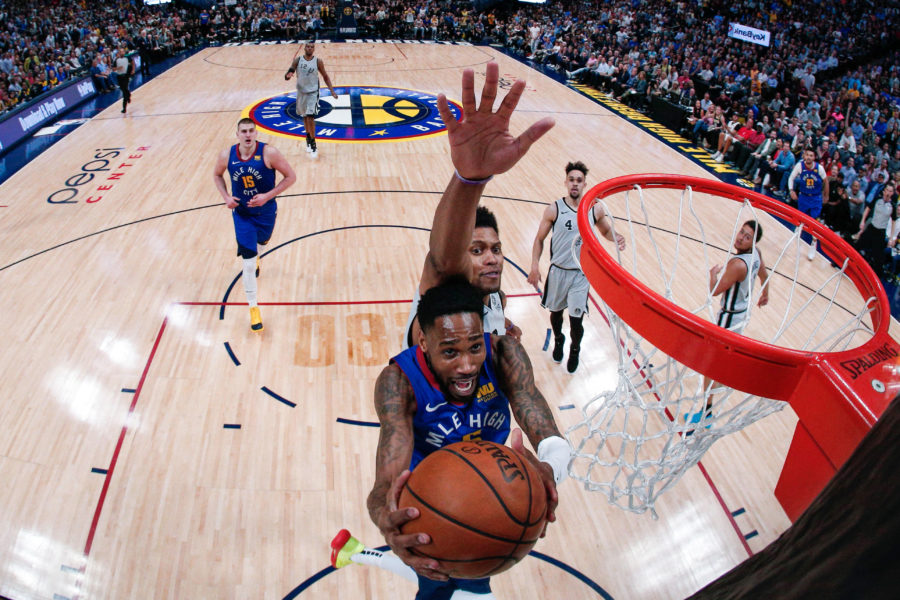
[516,117,556,153]
[460,68,476,115]
[478,61,499,113]
[495,79,526,121]
[436,94,458,131]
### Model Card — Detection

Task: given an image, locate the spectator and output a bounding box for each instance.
[847,178,867,226]
[90,56,114,92]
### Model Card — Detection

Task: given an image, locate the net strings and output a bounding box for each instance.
[566,184,878,517]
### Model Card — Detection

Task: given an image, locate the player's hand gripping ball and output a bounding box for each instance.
[398,440,548,579]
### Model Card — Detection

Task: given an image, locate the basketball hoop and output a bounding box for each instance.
[566,174,900,517]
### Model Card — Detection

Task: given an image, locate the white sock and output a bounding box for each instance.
[762,173,770,188]
[350,548,418,584]
[242,257,258,307]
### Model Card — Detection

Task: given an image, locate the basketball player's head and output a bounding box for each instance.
[469,206,503,295]
[417,277,487,402]
[803,148,815,167]
[236,118,257,147]
[565,161,589,202]
[304,41,315,58]
[735,220,763,252]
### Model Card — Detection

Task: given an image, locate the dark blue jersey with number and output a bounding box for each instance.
[228,142,276,216]
[796,162,824,199]
[391,333,511,470]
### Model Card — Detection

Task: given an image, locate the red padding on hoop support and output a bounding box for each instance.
[579,173,900,520]
[774,422,839,521]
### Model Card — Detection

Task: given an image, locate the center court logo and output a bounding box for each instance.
[243,86,463,143]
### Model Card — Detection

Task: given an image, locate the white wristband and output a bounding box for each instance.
[537,436,570,485]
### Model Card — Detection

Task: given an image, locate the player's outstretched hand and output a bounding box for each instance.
[437,61,555,181]
[510,428,558,535]
[376,469,450,581]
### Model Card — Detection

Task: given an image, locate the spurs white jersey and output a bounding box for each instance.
[549,198,582,270]
[483,291,506,336]
[295,55,319,93]
[402,289,506,349]
[717,249,760,330]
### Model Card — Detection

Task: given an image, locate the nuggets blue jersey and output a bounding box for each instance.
[796,162,824,199]
[228,142,276,216]
[391,333,511,470]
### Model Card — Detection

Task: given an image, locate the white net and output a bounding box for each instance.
[566,181,880,516]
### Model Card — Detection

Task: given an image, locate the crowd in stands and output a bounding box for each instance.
[0,0,198,112]
[488,0,900,279]
[2,0,900,278]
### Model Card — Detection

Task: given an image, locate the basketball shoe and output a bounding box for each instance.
[330,529,365,568]
[552,334,565,363]
[566,346,580,373]
[249,306,263,332]
[683,411,713,436]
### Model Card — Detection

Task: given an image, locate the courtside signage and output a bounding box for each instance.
[244,86,463,143]
[727,23,771,47]
[0,76,96,155]
[222,40,472,46]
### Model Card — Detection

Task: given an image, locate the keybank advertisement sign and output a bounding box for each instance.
[0,76,96,154]
[727,23,770,47]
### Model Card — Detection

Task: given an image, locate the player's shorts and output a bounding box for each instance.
[541,265,589,317]
[717,308,749,335]
[233,202,277,257]
[797,195,822,219]
[415,574,491,600]
[296,89,320,117]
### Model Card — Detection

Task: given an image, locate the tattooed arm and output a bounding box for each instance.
[493,335,562,524]
[366,363,448,581]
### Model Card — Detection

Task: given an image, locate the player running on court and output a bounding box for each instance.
[212,117,296,332]
[284,41,337,158]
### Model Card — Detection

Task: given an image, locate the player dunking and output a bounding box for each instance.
[213,118,296,332]
[527,161,625,373]
[331,278,568,600]
[328,62,562,599]
[284,41,337,158]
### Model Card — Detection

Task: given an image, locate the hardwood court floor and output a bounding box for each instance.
[0,43,893,600]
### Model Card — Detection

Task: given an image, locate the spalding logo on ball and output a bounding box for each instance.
[399,440,548,579]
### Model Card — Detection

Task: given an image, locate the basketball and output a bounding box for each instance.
[398,439,548,579]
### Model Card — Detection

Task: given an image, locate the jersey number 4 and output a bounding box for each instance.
[564,219,573,231]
